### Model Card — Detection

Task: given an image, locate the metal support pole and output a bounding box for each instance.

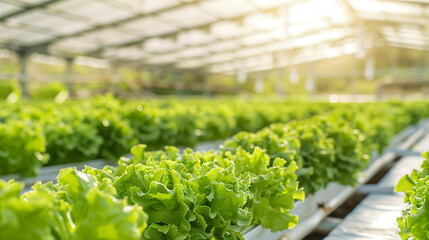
[147,69,153,91]
[201,71,210,96]
[65,57,73,97]
[289,64,298,85]
[306,60,316,98]
[17,50,28,98]
[390,47,398,78]
[364,54,375,81]
[351,57,358,99]
[376,84,383,101]
[110,65,120,97]
[173,71,182,95]
[424,26,429,78]
[277,6,289,97]
[255,72,264,93]
[274,54,285,97]
[354,19,365,101]
[237,61,247,85]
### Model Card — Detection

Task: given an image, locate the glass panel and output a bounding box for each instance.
[104,46,149,60]
[0,2,21,17]
[358,11,385,21]
[50,0,134,24]
[236,47,266,58]
[178,30,214,45]
[348,0,382,13]
[289,0,350,24]
[210,21,246,39]
[158,6,218,28]
[14,0,47,6]
[204,53,234,63]
[11,10,88,34]
[385,14,428,25]
[207,40,239,52]
[143,38,182,53]
[382,1,423,16]
[0,24,52,45]
[176,59,203,68]
[78,28,140,46]
[386,36,426,46]
[177,46,208,58]
[120,17,178,36]
[110,0,179,13]
[249,0,296,10]
[51,37,99,54]
[398,25,423,36]
[242,33,272,46]
[243,13,282,31]
[145,53,178,64]
[199,0,256,18]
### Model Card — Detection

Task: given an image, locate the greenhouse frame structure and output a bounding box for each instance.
[0,0,428,96]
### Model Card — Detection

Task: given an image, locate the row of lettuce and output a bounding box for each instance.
[396,151,429,240]
[1,101,429,240]
[0,97,333,177]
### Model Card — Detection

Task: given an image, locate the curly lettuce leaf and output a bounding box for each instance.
[222,147,304,232]
[395,151,429,239]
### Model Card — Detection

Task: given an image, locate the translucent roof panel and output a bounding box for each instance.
[199,0,256,18]
[0,2,21,17]
[241,33,273,47]
[207,39,360,74]
[288,20,332,36]
[244,54,274,68]
[177,46,209,59]
[143,38,183,53]
[77,28,141,47]
[382,1,423,16]
[207,40,240,53]
[0,24,53,45]
[109,0,180,14]
[178,30,215,46]
[49,0,134,25]
[289,2,316,23]
[120,17,178,37]
[50,37,99,54]
[204,52,235,63]
[13,0,48,5]
[350,0,427,24]
[157,6,218,28]
[210,21,246,39]
[398,25,424,36]
[249,0,297,10]
[145,52,179,64]
[348,0,382,13]
[3,0,429,74]
[236,46,268,59]
[381,24,428,48]
[103,46,149,61]
[243,13,283,31]
[209,63,235,73]
[10,10,88,35]
[176,59,204,69]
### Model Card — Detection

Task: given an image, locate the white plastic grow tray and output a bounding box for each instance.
[0,159,111,192]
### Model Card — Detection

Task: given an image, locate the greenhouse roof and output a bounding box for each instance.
[1,0,428,74]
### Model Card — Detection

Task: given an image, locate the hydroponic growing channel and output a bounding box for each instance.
[1,100,429,240]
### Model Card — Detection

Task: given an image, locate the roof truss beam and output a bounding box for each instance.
[27,0,208,50]
[116,19,352,67]
[86,2,302,58]
[0,0,63,22]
